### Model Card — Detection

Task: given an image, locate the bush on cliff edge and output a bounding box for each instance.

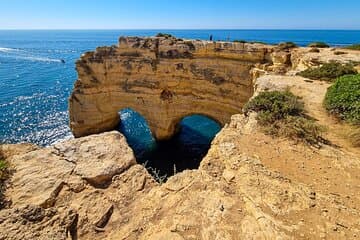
[324,74,360,146]
[277,42,298,50]
[308,42,330,48]
[297,62,357,82]
[156,33,173,38]
[324,74,360,124]
[244,91,326,146]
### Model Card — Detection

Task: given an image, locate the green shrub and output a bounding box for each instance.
[278,42,298,50]
[244,91,304,120]
[334,51,347,55]
[250,41,268,45]
[309,48,320,53]
[308,42,330,48]
[244,91,326,146]
[0,148,6,178]
[0,150,9,209]
[0,160,6,172]
[233,40,268,44]
[297,62,357,82]
[233,39,247,43]
[156,33,173,38]
[344,44,360,51]
[324,74,360,125]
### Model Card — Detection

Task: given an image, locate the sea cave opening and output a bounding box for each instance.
[117,108,221,182]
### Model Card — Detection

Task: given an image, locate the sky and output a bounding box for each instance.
[0,0,360,30]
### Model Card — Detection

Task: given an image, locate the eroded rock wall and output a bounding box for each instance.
[69,37,283,139]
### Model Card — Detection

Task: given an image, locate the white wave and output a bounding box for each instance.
[16,56,63,63]
[0,54,63,63]
[0,47,21,52]
[120,111,132,120]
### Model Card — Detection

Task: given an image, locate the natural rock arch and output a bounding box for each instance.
[69,36,289,140]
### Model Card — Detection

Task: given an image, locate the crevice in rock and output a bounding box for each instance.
[95,204,114,229]
[67,212,79,240]
[83,177,113,189]
[40,182,65,208]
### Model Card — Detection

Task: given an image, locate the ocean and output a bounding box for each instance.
[0,30,359,176]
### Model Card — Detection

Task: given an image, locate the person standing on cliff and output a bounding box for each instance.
[210,35,213,41]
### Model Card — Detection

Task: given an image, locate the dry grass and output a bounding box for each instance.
[348,127,360,147]
[244,91,326,147]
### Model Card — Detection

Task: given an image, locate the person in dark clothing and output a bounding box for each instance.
[209,35,213,41]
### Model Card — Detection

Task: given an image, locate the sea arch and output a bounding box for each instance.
[69,36,277,139]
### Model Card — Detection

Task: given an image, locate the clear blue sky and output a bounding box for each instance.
[1,0,360,30]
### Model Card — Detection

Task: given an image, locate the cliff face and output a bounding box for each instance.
[2,40,360,239]
[69,37,289,139]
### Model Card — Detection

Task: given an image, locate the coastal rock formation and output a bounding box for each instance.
[291,47,360,71]
[0,132,157,239]
[2,38,360,239]
[69,36,291,139]
[2,92,360,239]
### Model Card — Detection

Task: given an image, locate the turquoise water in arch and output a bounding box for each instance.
[117,109,221,178]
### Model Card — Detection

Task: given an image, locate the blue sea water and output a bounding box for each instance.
[1,29,360,148]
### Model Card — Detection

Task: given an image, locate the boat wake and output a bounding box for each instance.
[0,47,64,63]
[14,56,64,63]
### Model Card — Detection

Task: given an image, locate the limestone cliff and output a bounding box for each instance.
[1,38,360,239]
[69,36,291,139]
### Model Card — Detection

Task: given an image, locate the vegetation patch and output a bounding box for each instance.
[309,48,320,53]
[344,44,360,51]
[0,149,9,209]
[324,74,360,146]
[233,40,268,44]
[324,74,360,124]
[156,33,173,38]
[244,91,326,146]
[334,51,347,55]
[297,62,357,82]
[277,42,298,50]
[308,42,330,48]
[251,41,268,45]
[233,39,247,43]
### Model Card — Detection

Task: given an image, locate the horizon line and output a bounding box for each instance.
[1,28,360,31]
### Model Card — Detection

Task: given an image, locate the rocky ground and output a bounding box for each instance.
[1,44,360,239]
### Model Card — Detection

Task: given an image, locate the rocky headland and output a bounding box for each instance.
[1,36,360,239]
